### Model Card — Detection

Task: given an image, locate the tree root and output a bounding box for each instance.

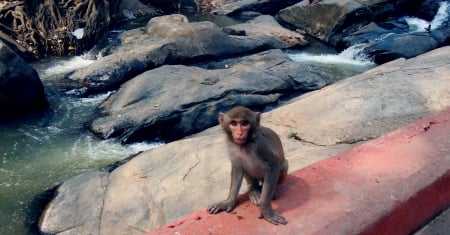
[0,0,112,58]
[0,0,164,58]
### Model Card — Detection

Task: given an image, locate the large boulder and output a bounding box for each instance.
[89,49,326,143]
[66,14,307,96]
[0,42,48,116]
[224,15,307,47]
[39,46,450,235]
[276,0,369,43]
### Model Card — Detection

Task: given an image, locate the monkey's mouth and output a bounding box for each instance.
[234,138,246,144]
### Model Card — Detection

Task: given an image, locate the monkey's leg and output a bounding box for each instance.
[245,174,261,205]
[273,160,289,200]
[259,165,287,225]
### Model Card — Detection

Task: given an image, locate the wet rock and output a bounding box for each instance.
[0,42,48,116]
[364,32,440,64]
[89,49,325,143]
[335,20,407,50]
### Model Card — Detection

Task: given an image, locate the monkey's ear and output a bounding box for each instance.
[255,112,261,126]
[218,112,225,124]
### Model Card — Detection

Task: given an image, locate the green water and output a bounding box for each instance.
[0,57,161,234]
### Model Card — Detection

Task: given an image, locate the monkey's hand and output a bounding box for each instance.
[259,208,287,225]
[207,200,236,214]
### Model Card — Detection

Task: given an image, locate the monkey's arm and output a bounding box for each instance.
[207,164,244,214]
[259,163,288,225]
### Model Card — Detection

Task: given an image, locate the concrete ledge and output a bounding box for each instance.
[149,108,450,235]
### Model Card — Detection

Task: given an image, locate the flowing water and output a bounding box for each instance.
[0,57,163,234]
[286,43,375,85]
[405,1,449,32]
[15,7,450,233]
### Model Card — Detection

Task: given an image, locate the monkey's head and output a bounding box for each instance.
[219,106,261,145]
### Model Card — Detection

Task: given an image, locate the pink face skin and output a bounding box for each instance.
[229,118,250,145]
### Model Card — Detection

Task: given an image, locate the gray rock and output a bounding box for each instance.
[39,46,450,235]
[39,171,109,234]
[276,0,364,43]
[224,15,308,48]
[336,21,405,49]
[365,32,440,64]
[66,14,307,96]
[0,41,48,116]
[89,49,325,143]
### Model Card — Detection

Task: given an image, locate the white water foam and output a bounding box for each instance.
[71,135,163,160]
[79,92,112,105]
[288,44,374,66]
[41,56,95,79]
[405,1,449,32]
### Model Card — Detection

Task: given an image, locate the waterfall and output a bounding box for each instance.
[287,44,374,66]
[405,1,449,32]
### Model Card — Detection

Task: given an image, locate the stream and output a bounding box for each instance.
[0,13,379,235]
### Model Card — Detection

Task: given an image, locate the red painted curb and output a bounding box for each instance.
[149,108,450,235]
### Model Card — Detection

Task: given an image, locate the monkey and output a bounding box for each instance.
[207,106,289,225]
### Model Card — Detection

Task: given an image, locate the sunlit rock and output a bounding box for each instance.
[66,14,307,96]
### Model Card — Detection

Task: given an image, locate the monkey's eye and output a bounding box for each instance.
[230,121,238,126]
[241,120,250,126]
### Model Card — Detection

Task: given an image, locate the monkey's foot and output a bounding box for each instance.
[207,200,236,214]
[248,189,261,206]
[259,208,288,225]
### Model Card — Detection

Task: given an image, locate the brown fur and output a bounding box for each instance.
[208,106,289,225]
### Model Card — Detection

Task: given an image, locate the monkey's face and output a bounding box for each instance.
[229,118,251,145]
